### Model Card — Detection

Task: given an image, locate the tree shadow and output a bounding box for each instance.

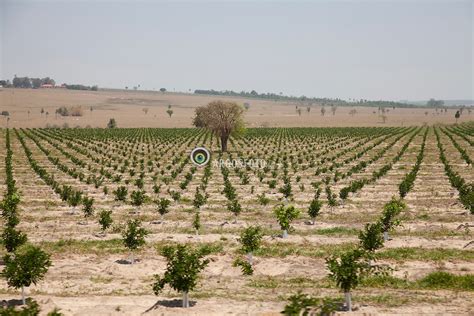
[144,299,196,313]
[0,299,24,308]
[115,259,141,265]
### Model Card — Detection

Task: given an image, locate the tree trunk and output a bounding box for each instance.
[21,286,25,305]
[282,230,288,238]
[130,251,134,264]
[220,135,228,152]
[183,291,189,308]
[383,231,389,241]
[344,292,352,311]
[247,252,253,266]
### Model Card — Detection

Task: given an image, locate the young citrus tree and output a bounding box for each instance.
[82,196,94,220]
[122,219,149,264]
[3,244,52,305]
[274,204,300,238]
[378,197,406,241]
[326,248,370,312]
[152,244,210,308]
[98,210,113,234]
[155,197,171,222]
[234,226,264,275]
[307,197,323,225]
[358,222,384,265]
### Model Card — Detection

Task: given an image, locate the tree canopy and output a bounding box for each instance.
[193,100,245,152]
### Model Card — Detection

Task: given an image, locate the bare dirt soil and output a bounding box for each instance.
[0,88,471,128]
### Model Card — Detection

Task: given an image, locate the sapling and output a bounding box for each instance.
[227,199,242,223]
[98,210,113,234]
[3,244,52,305]
[326,248,370,312]
[155,197,171,222]
[274,204,300,238]
[82,196,94,220]
[234,226,263,275]
[153,244,210,308]
[131,190,147,207]
[192,210,201,235]
[358,222,384,265]
[121,219,149,264]
[67,190,82,214]
[378,197,406,241]
[192,187,206,209]
[307,197,323,225]
[113,186,128,201]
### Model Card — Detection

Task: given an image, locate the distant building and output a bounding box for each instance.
[41,84,54,88]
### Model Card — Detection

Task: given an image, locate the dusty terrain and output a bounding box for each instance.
[0,88,471,128]
[0,123,473,315]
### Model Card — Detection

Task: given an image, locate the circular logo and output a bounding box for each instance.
[190,147,211,166]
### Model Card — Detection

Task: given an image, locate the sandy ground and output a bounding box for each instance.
[0,88,472,128]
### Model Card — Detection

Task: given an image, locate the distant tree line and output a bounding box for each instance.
[65,84,98,91]
[0,75,98,91]
[193,89,421,108]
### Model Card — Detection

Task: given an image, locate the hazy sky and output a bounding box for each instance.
[0,0,472,101]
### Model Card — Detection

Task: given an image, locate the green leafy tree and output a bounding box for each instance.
[98,210,113,234]
[152,244,211,308]
[326,248,370,312]
[192,210,201,235]
[378,197,406,241]
[130,190,147,207]
[234,226,263,275]
[122,219,149,264]
[274,204,300,238]
[3,244,52,305]
[156,198,171,221]
[113,186,128,201]
[227,199,242,223]
[82,196,94,219]
[307,198,322,225]
[193,100,245,152]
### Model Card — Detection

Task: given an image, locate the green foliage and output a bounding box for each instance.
[326,248,372,293]
[82,197,94,218]
[3,244,52,289]
[308,198,323,221]
[282,292,340,316]
[274,204,300,231]
[98,210,113,232]
[156,198,171,216]
[192,210,201,233]
[239,226,263,254]
[113,186,128,201]
[233,257,253,275]
[130,190,147,207]
[1,226,28,253]
[227,199,242,218]
[192,188,206,209]
[378,197,406,232]
[152,244,210,294]
[121,219,148,251]
[358,222,384,253]
[257,193,270,206]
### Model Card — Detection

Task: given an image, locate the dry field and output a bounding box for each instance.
[0,122,473,315]
[0,88,472,128]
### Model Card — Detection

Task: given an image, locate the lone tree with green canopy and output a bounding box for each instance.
[152,244,210,308]
[3,244,52,305]
[193,100,245,152]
